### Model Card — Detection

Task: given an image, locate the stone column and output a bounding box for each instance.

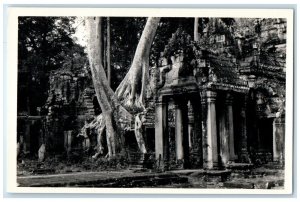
[64,131,68,151]
[155,96,169,169]
[85,138,91,149]
[220,93,235,166]
[206,90,219,169]
[175,98,189,168]
[175,102,184,161]
[226,93,236,162]
[19,135,24,153]
[273,115,285,164]
[190,98,203,168]
[187,101,194,149]
[219,104,229,166]
[64,130,73,153]
[24,122,31,153]
[201,92,208,168]
[240,96,251,163]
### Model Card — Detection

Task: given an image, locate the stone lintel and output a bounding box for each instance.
[159,84,199,97]
[209,83,250,94]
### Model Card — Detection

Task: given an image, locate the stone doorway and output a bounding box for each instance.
[257,118,273,153]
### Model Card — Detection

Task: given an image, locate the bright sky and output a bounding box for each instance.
[73,17,88,49]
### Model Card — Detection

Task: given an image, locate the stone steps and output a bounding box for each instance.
[226,162,254,170]
[128,152,145,172]
[172,169,232,185]
[83,95,95,115]
[223,162,284,189]
[170,163,285,189]
[230,170,283,179]
[263,162,284,169]
[228,161,283,177]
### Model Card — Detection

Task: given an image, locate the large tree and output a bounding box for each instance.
[18,17,87,115]
[85,17,160,158]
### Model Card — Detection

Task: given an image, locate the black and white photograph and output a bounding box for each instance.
[5,8,294,194]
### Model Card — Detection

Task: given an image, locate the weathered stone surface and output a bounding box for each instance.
[38,144,46,162]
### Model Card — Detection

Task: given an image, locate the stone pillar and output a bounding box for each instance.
[190,98,203,168]
[64,130,73,153]
[187,102,194,149]
[155,96,169,169]
[24,122,31,153]
[206,90,219,169]
[19,135,24,153]
[201,92,208,168]
[188,123,193,148]
[175,100,189,162]
[220,93,235,166]
[240,96,251,163]
[175,102,184,160]
[174,98,189,168]
[83,137,90,150]
[226,93,236,162]
[219,104,229,166]
[273,115,285,164]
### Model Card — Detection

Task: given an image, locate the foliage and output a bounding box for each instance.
[108,17,147,90]
[163,27,193,58]
[162,27,196,77]
[18,17,77,71]
[18,17,88,114]
[17,153,130,175]
[150,18,194,66]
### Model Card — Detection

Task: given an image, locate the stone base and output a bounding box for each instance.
[205,169,232,182]
[239,151,252,163]
[203,161,221,170]
[226,162,254,170]
[155,159,171,172]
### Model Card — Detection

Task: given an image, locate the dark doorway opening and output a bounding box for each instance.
[145,128,155,153]
[257,118,273,153]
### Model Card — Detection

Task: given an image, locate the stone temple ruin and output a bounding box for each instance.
[17,18,286,171]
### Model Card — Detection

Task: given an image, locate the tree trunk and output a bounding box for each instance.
[115,17,161,113]
[134,113,147,154]
[85,17,160,158]
[85,17,130,158]
[107,17,111,87]
[103,23,106,73]
[194,17,199,41]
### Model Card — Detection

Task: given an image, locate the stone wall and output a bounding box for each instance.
[17,67,99,156]
[151,18,287,168]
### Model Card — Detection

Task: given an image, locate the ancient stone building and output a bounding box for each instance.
[150,18,286,170]
[17,67,100,156]
[17,18,286,171]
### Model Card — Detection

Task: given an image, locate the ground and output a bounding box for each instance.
[17,158,284,189]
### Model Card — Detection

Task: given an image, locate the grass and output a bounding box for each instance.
[17,152,130,176]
